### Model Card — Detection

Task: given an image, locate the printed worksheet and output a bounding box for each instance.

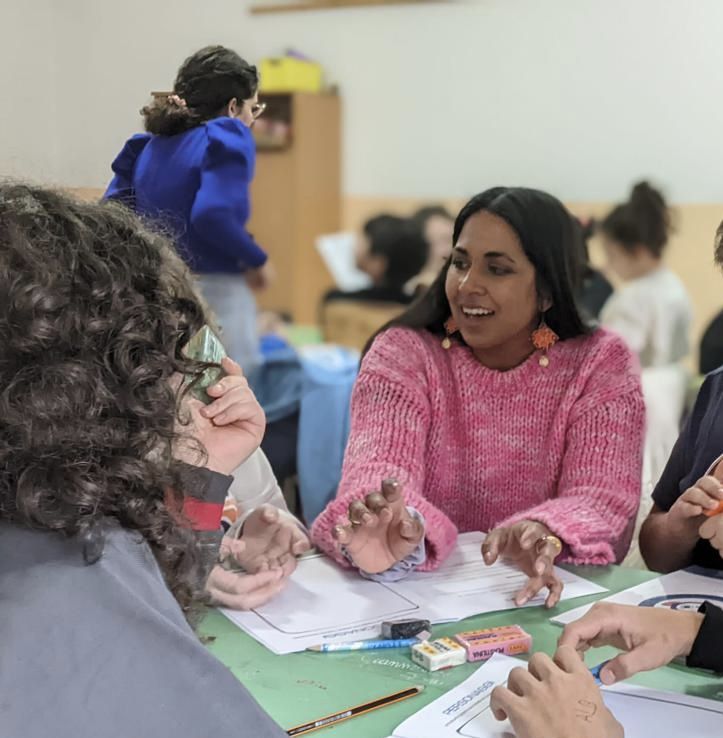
[315,231,372,291]
[221,532,606,654]
[552,567,723,626]
[391,654,723,738]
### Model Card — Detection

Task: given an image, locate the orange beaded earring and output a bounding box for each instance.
[531,316,558,367]
[441,317,458,350]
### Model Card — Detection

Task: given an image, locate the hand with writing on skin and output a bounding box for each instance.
[482,520,564,608]
[332,479,425,574]
[490,647,623,738]
[559,602,704,684]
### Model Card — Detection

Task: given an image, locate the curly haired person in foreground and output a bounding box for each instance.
[0,184,286,738]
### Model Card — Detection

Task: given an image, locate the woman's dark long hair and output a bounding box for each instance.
[366,187,591,354]
[142,45,259,136]
[0,184,213,616]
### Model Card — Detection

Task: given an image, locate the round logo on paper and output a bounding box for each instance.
[639,594,723,611]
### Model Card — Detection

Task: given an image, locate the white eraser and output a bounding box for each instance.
[411,637,467,672]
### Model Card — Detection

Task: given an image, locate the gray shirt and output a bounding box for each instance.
[0,521,286,738]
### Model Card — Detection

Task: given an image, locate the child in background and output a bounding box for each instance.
[408,205,455,293]
[105,45,272,372]
[599,183,693,567]
[575,217,613,320]
[324,214,429,307]
[599,181,692,367]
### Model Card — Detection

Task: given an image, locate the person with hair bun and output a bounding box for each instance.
[105,45,271,371]
[599,181,692,367]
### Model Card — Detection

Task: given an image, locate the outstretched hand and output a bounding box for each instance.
[332,479,424,574]
[482,520,564,608]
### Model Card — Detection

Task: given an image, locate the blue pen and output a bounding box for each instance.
[590,660,610,685]
[307,637,423,653]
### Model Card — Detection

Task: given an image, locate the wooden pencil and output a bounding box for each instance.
[286,684,425,736]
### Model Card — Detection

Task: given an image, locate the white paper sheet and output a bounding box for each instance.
[315,232,372,291]
[391,654,723,738]
[221,532,607,654]
[552,567,723,626]
[390,533,607,623]
[222,553,420,654]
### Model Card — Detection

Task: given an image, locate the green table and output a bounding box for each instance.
[286,324,323,347]
[200,566,723,737]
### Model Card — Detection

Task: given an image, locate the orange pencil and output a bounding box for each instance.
[704,500,723,517]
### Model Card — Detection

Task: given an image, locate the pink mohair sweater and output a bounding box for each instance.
[311,326,645,570]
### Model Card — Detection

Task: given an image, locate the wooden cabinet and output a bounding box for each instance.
[249,92,341,324]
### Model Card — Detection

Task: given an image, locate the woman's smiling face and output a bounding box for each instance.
[445,210,545,370]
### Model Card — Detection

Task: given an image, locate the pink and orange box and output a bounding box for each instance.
[454,625,532,662]
[411,625,532,671]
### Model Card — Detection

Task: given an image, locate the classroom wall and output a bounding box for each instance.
[3,0,723,352]
[0,1,60,180]
[5,0,723,201]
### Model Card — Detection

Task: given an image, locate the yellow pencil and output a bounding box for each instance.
[286,684,425,736]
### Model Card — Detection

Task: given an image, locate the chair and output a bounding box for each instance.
[321,299,406,352]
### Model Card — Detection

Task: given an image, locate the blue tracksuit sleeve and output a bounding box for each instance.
[189,118,267,269]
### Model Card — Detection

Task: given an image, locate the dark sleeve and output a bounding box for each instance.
[103,133,152,207]
[700,310,723,374]
[189,118,267,269]
[579,271,614,319]
[652,375,713,511]
[687,602,723,672]
[176,463,233,532]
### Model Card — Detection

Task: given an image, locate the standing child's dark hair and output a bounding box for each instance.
[600,181,672,258]
[142,45,259,136]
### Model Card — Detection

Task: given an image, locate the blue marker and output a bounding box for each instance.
[590,660,611,685]
[308,635,427,653]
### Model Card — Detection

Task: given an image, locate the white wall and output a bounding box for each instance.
[3,0,723,201]
[0,1,59,180]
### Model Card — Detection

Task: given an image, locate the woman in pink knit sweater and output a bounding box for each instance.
[311,187,645,607]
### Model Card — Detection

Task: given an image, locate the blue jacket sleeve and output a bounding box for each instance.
[104,134,152,207]
[189,118,267,270]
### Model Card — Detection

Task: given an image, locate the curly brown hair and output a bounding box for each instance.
[0,183,214,614]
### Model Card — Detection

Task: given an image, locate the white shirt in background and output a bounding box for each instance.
[225,448,304,537]
[601,267,692,368]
